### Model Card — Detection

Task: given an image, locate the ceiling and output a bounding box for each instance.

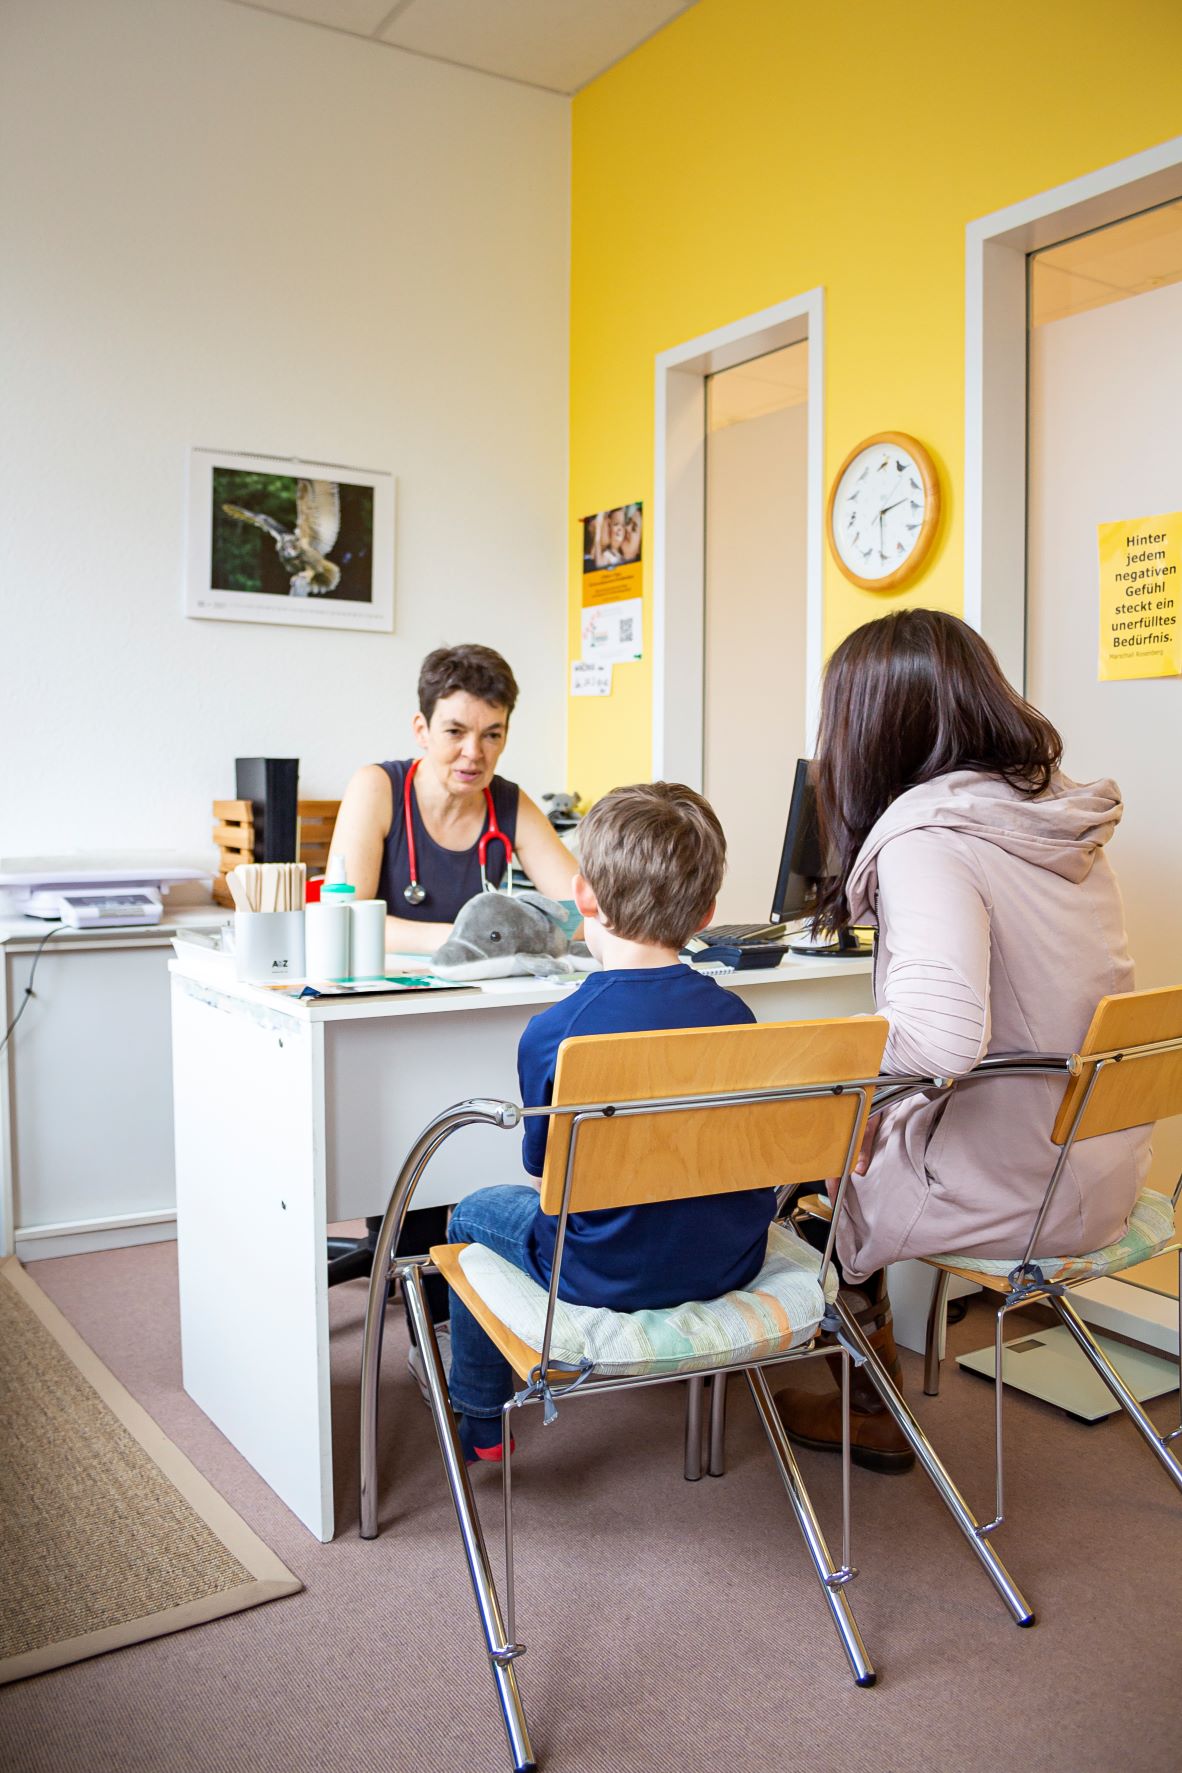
[1031,198,1182,326]
[707,342,809,432]
[216,0,699,94]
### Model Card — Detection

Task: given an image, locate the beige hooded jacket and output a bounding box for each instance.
[835,770,1149,1283]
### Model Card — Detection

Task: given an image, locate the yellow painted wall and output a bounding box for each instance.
[568,0,1182,802]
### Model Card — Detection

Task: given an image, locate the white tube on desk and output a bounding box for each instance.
[305,901,351,980]
[349,899,387,979]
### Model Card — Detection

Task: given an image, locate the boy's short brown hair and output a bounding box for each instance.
[418,645,519,723]
[578,782,726,949]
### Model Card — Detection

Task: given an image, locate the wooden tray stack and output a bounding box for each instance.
[211,799,340,908]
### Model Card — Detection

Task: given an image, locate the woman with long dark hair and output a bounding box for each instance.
[775,609,1148,1470]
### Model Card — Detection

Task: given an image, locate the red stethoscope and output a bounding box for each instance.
[402,757,514,905]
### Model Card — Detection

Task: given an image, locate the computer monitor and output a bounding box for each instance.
[768,759,869,955]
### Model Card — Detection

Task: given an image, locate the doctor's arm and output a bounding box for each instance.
[512,794,580,902]
[328,765,451,955]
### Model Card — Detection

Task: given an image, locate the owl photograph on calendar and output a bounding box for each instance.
[211,469,374,602]
[186,447,395,633]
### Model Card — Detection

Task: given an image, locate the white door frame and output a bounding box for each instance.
[965,134,1182,690]
[965,134,1182,1359]
[652,289,824,784]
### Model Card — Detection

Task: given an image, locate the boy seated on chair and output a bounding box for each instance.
[444,781,778,1463]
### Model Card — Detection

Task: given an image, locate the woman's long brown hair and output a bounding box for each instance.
[814,609,1063,933]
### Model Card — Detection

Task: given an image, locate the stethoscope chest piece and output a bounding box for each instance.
[403,881,427,906]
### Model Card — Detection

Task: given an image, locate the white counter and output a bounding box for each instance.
[169,948,875,1539]
[1,909,226,1260]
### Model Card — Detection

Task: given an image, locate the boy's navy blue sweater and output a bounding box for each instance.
[516,964,775,1310]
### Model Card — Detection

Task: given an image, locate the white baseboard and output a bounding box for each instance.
[15,1211,177,1263]
[1071,1276,1179,1358]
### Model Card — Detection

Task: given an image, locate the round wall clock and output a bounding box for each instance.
[827,432,940,591]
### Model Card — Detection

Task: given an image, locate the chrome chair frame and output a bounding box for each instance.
[921,1045,1182,1534]
[359,1073,1033,1773]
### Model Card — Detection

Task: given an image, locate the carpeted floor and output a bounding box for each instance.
[0,1239,1178,1773]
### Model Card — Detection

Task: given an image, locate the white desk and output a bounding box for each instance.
[1,910,225,1260]
[169,952,875,1540]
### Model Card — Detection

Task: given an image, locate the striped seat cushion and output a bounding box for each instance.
[456,1221,837,1379]
[931,1187,1178,1285]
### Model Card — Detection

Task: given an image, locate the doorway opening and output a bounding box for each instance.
[703,341,809,920]
[652,290,824,790]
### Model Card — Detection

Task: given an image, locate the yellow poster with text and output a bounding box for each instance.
[1097,513,1182,681]
[582,561,642,607]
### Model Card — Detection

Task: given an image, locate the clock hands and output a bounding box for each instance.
[842,449,930,574]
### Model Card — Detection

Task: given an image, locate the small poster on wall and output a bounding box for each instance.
[186,447,395,632]
[571,659,613,697]
[1097,512,1182,681]
[580,502,643,664]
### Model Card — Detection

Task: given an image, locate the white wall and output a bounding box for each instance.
[0,0,570,860]
[704,398,809,921]
[1027,277,1182,1192]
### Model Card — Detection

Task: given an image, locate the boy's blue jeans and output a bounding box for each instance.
[445,1184,544,1420]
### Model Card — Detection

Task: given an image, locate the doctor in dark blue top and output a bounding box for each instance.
[328,643,579,1336]
[328,643,579,955]
[445,781,777,1465]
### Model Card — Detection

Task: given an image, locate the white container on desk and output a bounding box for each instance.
[234,910,305,984]
[348,899,387,979]
[304,901,351,980]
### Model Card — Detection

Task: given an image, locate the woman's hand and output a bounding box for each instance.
[825,1113,879,1201]
[854,1112,879,1176]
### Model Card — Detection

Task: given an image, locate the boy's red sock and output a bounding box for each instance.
[458,1413,516,1465]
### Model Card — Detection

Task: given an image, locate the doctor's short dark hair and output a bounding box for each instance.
[417,645,519,723]
[578,782,726,949]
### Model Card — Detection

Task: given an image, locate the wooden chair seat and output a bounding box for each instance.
[432,1243,572,1387]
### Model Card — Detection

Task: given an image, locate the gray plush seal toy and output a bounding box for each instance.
[431,891,598,980]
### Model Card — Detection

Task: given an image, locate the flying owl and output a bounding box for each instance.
[223,478,342,596]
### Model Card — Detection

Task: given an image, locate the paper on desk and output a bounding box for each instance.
[290,976,475,999]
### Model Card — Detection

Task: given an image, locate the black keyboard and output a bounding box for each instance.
[689,923,785,948]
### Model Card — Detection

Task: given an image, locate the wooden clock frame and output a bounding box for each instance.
[826,431,941,592]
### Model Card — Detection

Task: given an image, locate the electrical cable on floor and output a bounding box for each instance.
[0,924,68,1056]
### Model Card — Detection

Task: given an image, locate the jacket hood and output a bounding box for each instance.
[846,770,1123,922]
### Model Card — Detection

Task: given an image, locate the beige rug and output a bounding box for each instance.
[0,1256,300,1685]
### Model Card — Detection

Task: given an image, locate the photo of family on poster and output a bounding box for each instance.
[582,503,643,571]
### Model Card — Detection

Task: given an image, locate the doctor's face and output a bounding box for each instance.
[413,692,509,798]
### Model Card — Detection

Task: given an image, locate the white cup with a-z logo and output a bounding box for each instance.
[234,911,306,984]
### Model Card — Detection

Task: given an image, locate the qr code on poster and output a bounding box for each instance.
[619,618,634,644]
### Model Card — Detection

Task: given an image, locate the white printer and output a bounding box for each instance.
[0,862,210,929]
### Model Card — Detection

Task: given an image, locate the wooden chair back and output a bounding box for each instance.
[1052,985,1182,1144]
[537,1016,888,1216]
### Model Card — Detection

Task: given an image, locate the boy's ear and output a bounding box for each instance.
[572,873,599,919]
[691,898,717,935]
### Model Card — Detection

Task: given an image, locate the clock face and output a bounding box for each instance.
[828,434,938,589]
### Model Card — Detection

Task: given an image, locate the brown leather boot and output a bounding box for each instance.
[773,1303,916,1475]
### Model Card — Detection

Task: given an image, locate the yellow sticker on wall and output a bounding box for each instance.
[1097,514,1182,681]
